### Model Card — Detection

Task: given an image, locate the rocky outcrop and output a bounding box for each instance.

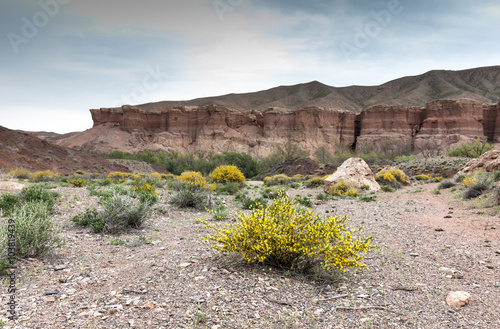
[356,100,500,154]
[324,158,381,193]
[85,105,356,157]
[55,99,500,157]
[456,150,500,176]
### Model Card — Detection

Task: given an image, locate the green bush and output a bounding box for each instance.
[72,194,152,234]
[447,139,494,158]
[0,201,64,258]
[242,197,267,210]
[294,195,312,207]
[380,185,395,192]
[202,193,374,273]
[20,184,58,211]
[215,182,241,195]
[438,180,456,189]
[169,181,212,210]
[0,193,20,216]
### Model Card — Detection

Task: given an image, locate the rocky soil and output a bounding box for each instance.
[0,179,499,328]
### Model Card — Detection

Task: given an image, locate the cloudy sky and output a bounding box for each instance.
[1,0,500,133]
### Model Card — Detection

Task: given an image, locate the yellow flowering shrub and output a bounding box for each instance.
[432,176,443,182]
[306,176,325,187]
[151,172,162,179]
[134,183,157,195]
[461,176,475,187]
[30,170,59,182]
[66,178,86,187]
[263,174,291,186]
[414,174,429,181]
[75,170,86,175]
[326,180,358,196]
[202,192,373,272]
[8,168,31,179]
[177,171,214,191]
[209,165,245,186]
[291,174,303,181]
[375,168,409,188]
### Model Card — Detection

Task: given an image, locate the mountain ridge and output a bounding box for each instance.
[132,66,500,113]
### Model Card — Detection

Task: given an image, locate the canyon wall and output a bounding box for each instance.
[64,99,500,156]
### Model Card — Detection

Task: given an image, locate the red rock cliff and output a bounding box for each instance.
[63,99,499,156]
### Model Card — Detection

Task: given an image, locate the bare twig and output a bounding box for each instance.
[335,305,390,311]
[317,294,349,301]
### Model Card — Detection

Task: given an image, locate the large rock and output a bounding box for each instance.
[456,150,500,176]
[324,158,380,193]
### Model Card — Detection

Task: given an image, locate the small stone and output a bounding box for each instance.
[66,288,77,295]
[409,253,419,257]
[435,228,444,232]
[143,301,155,309]
[78,311,93,317]
[59,277,67,283]
[44,290,59,295]
[439,267,455,273]
[54,265,66,271]
[446,291,471,307]
[486,265,494,269]
[178,263,191,268]
[314,308,324,316]
[45,296,56,303]
[444,215,452,218]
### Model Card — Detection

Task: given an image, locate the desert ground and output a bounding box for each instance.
[0,168,499,329]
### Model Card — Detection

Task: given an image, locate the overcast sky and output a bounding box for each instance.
[1,0,500,133]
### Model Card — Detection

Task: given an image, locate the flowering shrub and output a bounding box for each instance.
[326,180,358,197]
[177,171,214,190]
[374,168,409,188]
[66,178,87,187]
[263,174,291,186]
[209,165,245,186]
[134,183,157,195]
[414,174,429,181]
[8,168,31,179]
[202,192,373,272]
[75,170,86,175]
[107,172,140,179]
[305,176,327,187]
[30,170,59,182]
[461,176,475,187]
[151,172,162,179]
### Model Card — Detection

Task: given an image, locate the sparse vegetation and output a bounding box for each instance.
[447,139,494,158]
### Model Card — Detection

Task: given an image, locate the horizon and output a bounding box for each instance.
[2,0,500,133]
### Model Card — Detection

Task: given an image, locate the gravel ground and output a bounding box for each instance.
[0,181,499,328]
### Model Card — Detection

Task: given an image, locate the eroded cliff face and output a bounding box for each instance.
[61,99,500,156]
[84,105,356,156]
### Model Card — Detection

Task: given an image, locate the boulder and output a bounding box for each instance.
[445,291,471,307]
[324,157,380,194]
[456,150,500,176]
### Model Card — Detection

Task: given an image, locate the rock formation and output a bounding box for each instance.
[54,99,500,157]
[456,150,500,176]
[324,158,381,193]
